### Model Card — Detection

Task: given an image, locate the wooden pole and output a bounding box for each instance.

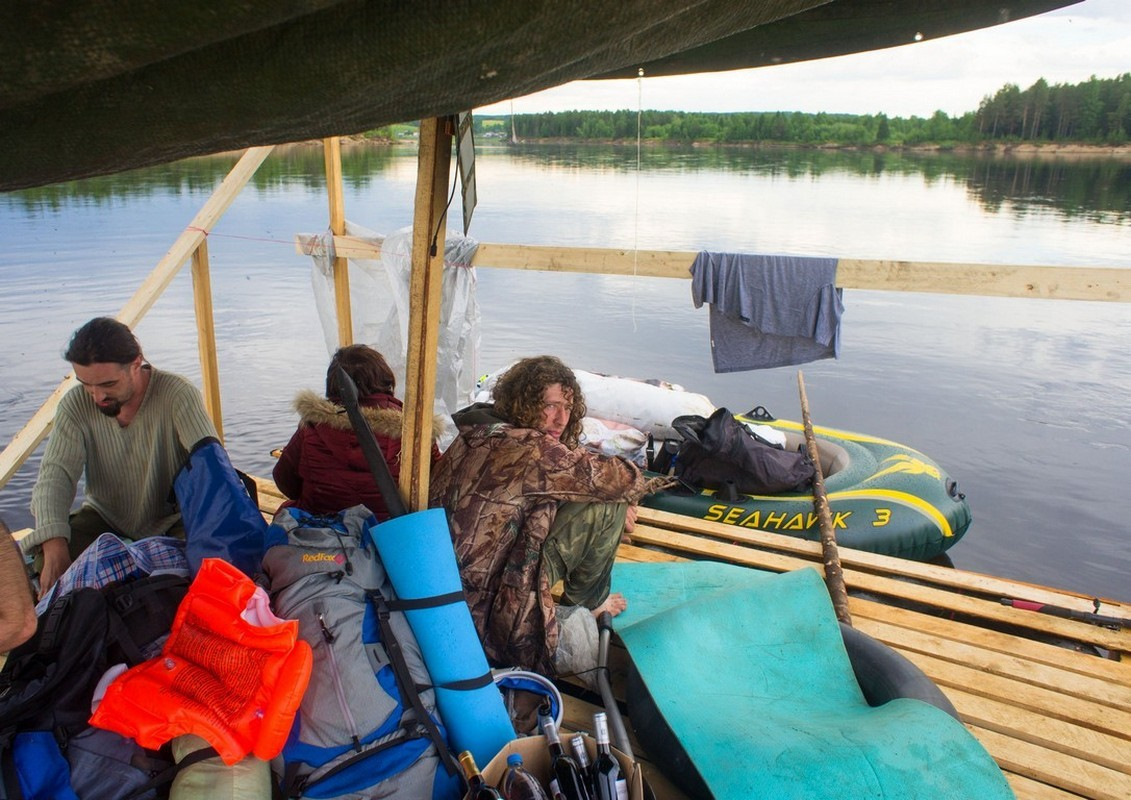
[798,370,852,626]
[190,238,224,440]
[400,117,453,511]
[323,136,353,347]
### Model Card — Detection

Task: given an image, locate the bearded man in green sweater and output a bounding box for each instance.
[25,317,217,597]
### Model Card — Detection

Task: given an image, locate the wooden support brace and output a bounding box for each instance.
[400,117,453,510]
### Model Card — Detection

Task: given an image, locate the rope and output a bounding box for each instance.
[632,68,644,331]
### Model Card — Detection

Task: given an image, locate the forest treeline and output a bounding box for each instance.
[473,74,1131,146]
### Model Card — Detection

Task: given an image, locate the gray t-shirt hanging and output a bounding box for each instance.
[690,252,843,372]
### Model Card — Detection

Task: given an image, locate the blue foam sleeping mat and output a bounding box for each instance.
[611,562,1014,799]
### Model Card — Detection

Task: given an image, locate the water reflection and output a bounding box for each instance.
[966,156,1131,223]
[4,144,411,213]
[499,143,1131,223]
[6,143,1129,225]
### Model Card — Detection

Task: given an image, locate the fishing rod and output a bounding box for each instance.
[999,597,1129,630]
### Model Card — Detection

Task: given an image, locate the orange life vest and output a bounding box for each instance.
[89,558,312,764]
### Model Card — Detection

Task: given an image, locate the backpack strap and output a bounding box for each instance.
[334,367,408,518]
[34,591,77,653]
[282,725,428,798]
[104,604,146,667]
[385,595,495,693]
[385,591,465,611]
[369,590,460,777]
[103,573,189,666]
[0,735,24,800]
[118,744,219,800]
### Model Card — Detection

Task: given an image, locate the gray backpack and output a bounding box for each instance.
[262,505,461,800]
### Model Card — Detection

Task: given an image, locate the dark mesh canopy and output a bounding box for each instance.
[0,0,1077,190]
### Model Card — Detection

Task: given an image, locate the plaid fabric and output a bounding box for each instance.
[36,533,188,615]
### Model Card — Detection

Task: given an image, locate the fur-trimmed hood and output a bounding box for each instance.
[292,389,444,441]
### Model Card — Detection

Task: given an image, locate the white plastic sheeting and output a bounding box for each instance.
[301,222,480,437]
[476,365,715,442]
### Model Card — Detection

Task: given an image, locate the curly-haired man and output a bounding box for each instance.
[430,356,668,678]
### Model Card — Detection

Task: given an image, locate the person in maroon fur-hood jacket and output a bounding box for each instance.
[273,344,441,521]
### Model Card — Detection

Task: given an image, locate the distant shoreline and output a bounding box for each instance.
[492,139,1131,159]
[303,137,1131,160]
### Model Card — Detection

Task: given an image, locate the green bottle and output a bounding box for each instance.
[592,713,628,800]
[537,704,591,800]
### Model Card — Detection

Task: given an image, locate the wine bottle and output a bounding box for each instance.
[537,704,591,800]
[569,734,595,797]
[459,750,505,800]
[500,752,552,800]
[592,713,628,800]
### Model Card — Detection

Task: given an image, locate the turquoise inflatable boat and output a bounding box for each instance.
[642,408,972,562]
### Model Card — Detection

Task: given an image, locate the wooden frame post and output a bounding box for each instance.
[399,117,453,510]
[190,239,224,439]
[324,136,353,347]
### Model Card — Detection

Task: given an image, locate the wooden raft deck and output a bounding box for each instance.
[251,478,1131,799]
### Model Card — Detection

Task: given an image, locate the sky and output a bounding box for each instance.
[477,0,1129,119]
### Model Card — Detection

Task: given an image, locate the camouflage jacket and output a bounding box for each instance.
[429,422,660,673]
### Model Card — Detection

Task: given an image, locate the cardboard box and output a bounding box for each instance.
[483,735,644,800]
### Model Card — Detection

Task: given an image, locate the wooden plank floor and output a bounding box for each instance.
[252,479,1130,799]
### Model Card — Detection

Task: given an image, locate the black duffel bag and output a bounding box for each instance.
[670,407,815,495]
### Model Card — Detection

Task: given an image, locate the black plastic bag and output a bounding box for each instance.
[670,408,814,494]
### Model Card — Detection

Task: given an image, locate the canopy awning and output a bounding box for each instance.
[0,0,1078,191]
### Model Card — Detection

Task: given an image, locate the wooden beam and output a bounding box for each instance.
[0,380,75,490]
[473,243,697,279]
[323,137,353,347]
[854,618,1131,709]
[293,236,1130,303]
[190,238,224,440]
[118,146,275,327]
[973,726,1131,800]
[849,599,1131,688]
[399,118,452,511]
[836,258,1129,302]
[0,145,273,489]
[626,523,1131,654]
[899,653,1131,743]
[637,507,1130,618]
[1005,771,1096,800]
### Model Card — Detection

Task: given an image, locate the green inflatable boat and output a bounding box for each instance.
[480,367,972,562]
[642,408,972,562]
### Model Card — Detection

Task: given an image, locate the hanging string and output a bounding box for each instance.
[632,67,644,331]
[188,230,296,246]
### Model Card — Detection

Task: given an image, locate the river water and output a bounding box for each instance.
[1,144,1128,603]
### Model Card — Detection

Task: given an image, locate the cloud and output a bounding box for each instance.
[477,0,1129,119]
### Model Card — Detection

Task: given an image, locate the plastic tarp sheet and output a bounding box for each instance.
[611,562,1014,800]
[301,222,479,443]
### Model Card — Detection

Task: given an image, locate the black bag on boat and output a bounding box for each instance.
[0,573,189,800]
[670,407,815,495]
